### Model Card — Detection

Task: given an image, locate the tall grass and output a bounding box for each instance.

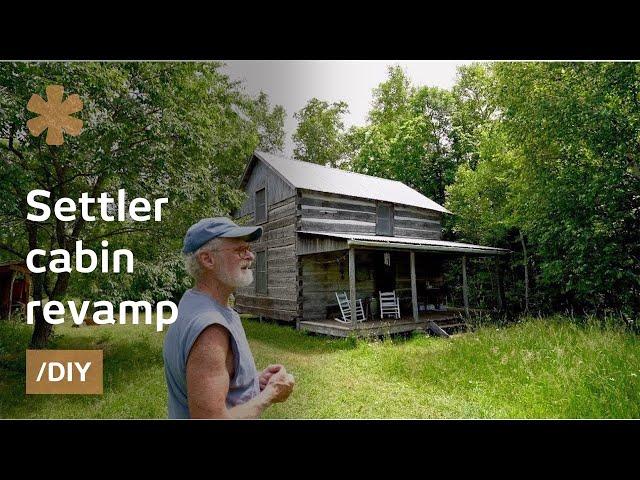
[0,314,638,418]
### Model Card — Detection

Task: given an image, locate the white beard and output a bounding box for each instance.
[233,268,254,288]
[217,265,254,289]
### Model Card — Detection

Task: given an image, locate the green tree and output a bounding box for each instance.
[349,66,457,204]
[450,63,498,169]
[446,62,640,315]
[292,98,349,167]
[0,62,283,347]
[368,65,413,125]
[445,123,530,311]
[242,91,286,153]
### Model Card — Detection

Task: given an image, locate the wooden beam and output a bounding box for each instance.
[427,320,450,338]
[349,247,357,327]
[462,255,470,317]
[410,251,418,322]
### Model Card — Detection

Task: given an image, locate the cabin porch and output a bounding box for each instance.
[298,310,469,338]
[297,231,510,337]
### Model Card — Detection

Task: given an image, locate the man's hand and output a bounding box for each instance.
[259,364,284,391]
[262,369,295,403]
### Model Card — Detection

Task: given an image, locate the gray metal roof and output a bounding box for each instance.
[298,231,510,256]
[252,151,452,214]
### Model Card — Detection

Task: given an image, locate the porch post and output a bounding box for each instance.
[349,247,357,326]
[410,251,418,322]
[462,255,470,317]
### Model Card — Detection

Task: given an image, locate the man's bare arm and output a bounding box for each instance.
[186,324,292,419]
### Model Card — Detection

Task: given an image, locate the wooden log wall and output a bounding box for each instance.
[234,196,299,322]
[298,189,442,240]
[393,205,444,240]
[300,250,375,321]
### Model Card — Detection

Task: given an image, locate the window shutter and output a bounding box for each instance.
[376,204,394,235]
[255,188,266,223]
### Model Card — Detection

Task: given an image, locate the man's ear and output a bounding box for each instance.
[198,250,216,271]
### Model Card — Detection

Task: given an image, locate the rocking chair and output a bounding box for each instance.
[379,290,401,319]
[335,292,366,324]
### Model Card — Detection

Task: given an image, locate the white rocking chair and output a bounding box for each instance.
[379,291,401,319]
[335,292,366,324]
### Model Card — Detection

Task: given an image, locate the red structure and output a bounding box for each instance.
[0,261,31,320]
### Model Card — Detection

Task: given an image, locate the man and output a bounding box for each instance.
[163,217,295,418]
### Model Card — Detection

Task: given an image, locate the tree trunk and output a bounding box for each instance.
[495,258,505,312]
[27,222,55,349]
[462,255,470,317]
[29,272,51,349]
[519,232,529,314]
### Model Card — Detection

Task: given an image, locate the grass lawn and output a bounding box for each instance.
[0,315,638,418]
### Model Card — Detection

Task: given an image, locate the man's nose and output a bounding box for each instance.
[246,249,255,261]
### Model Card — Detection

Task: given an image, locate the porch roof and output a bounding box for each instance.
[297,231,510,256]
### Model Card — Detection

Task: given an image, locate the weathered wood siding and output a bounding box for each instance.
[297,233,349,255]
[298,189,442,240]
[236,158,295,220]
[234,196,298,322]
[300,250,444,321]
[394,205,443,240]
[300,250,370,322]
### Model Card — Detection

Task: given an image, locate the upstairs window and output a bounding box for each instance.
[255,250,267,294]
[376,203,394,236]
[255,188,266,223]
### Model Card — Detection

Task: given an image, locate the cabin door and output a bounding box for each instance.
[373,251,396,293]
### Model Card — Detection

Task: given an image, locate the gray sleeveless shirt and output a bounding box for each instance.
[163,288,259,418]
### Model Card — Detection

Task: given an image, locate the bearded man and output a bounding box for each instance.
[163,217,295,419]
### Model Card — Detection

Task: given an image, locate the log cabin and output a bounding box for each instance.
[234,151,509,337]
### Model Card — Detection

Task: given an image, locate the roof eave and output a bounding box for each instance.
[346,239,510,256]
[238,153,257,190]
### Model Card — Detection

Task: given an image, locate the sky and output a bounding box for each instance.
[221,60,473,156]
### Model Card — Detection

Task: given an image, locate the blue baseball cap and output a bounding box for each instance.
[182,217,263,254]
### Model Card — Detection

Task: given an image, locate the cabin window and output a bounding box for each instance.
[255,188,267,223]
[376,203,394,236]
[255,250,267,294]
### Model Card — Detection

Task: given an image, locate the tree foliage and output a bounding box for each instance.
[243,91,286,153]
[0,62,285,346]
[450,63,499,169]
[292,98,349,166]
[347,66,457,204]
[446,62,640,316]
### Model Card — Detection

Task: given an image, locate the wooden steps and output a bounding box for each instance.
[426,316,469,337]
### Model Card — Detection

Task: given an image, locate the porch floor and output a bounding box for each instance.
[298,310,465,338]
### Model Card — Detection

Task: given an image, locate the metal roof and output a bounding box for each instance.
[251,151,452,214]
[298,231,510,256]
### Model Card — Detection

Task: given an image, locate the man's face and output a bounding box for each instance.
[205,238,255,289]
